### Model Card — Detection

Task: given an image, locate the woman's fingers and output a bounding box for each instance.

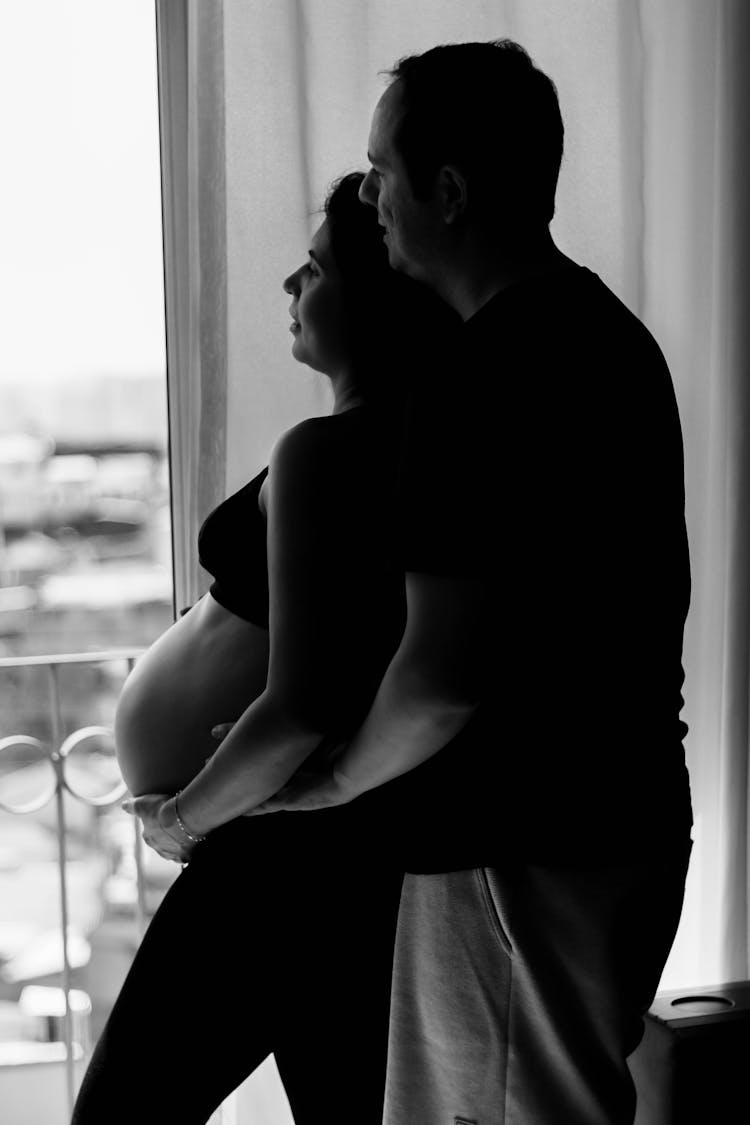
[142,831,190,863]
[121,793,170,817]
[121,793,192,864]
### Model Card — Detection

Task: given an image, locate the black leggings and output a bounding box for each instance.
[72,809,403,1124]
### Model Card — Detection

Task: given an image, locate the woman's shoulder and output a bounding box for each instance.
[270,409,379,475]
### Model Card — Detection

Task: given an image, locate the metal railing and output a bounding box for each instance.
[0,648,146,1120]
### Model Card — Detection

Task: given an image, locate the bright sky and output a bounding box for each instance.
[0,0,165,382]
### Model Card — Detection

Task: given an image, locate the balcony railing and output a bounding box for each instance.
[0,648,289,1125]
[0,648,145,1121]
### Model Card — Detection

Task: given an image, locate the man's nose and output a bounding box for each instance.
[359,170,376,207]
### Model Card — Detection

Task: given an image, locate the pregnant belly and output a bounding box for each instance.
[115,593,269,797]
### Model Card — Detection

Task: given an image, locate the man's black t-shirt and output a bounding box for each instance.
[386,265,693,871]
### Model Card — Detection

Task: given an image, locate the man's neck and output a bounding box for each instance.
[430,231,579,322]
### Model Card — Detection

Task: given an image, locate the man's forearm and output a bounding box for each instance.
[176,692,324,836]
[333,666,477,797]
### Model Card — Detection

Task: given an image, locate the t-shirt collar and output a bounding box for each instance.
[463,264,588,332]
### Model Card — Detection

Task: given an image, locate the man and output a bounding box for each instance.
[259,40,693,1125]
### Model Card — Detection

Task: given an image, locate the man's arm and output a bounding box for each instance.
[334,571,487,792]
[249,571,488,814]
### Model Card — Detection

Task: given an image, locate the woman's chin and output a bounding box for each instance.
[290,334,308,365]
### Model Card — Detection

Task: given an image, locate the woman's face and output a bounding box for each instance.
[283,219,349,376]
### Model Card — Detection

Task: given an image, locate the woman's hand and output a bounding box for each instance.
[121,793,195,865]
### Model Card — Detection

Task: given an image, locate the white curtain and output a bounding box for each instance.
[637,0,750,989]
[157,0,229,613]
[158,0,750,1002]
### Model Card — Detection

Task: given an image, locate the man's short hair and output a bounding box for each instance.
[385,40,564,230]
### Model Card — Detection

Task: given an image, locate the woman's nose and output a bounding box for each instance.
[282,271,297,295]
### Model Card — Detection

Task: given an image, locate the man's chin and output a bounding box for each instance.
[386,240,417,277]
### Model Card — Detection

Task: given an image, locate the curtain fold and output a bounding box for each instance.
[193,0,228,581]
[156,0,227,614]
[162,0,750,996]
[713,0,750,979]
[633,0,750,987]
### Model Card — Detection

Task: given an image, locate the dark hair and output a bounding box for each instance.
[385,40,564,230]
[321,171,457,410]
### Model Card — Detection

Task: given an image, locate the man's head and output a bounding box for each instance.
[359,40,564,286]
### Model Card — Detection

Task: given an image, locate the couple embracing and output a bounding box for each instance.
[73,40,693,1125]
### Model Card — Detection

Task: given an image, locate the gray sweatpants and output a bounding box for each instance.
[383,843,691,1125]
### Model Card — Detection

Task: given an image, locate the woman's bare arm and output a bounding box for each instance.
[164,417,382,837]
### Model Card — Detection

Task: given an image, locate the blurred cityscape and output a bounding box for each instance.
[0,372,173,657]
[0,372,179,1118]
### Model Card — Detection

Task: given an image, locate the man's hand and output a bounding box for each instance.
[243,766,356,816]
[121,793,195,864]
[210,722,357,815]
[210,721,236,743]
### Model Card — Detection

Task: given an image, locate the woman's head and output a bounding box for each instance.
[283,211,349,380]
[283,172,450,407]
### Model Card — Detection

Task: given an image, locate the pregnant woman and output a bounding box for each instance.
[71,172,456,1125]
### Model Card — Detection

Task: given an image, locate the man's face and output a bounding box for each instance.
[359,82,440,282]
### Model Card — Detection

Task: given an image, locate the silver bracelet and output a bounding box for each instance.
[173,790,206,844]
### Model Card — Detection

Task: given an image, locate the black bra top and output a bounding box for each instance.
[197,465,270,627]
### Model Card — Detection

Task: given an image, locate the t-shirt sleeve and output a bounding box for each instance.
[395,377,491,576]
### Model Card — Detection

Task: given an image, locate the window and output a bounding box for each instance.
[0,4,176,1118]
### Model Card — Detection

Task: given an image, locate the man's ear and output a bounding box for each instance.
[437,164,468,225]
